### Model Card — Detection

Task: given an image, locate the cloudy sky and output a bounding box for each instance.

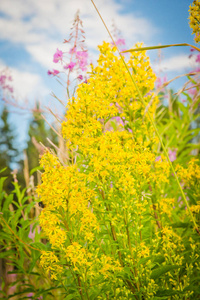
[0,0,198,150]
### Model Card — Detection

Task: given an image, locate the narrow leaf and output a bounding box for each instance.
[151,265,180,280]
[121,43,200,53]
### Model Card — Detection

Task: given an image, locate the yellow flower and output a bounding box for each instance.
[189,0,200,43]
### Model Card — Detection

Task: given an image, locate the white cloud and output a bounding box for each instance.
[0,0,157,68]
[0,60,49,103]
[11,69,49,101]
[0,0,159,103]
[153,54,198,73]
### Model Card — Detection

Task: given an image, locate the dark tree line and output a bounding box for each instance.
[0,104,58,193]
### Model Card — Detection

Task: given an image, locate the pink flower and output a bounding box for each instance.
[0,75,6,85]
[115,38,125,46]
[114,116,124,126]
[69,47,77,54]
[53,48,63,63]
[155,156,161,162]
[47,69,60,76]
[156,76,167,89]
[64,61,76,71]
[77,74,83,80]
[76,51,88,59]
[0,72,14,93]
[188,87,196,95]
[168,149,177,162]
[28,224,35,241]
[195,54,200,63]
[190,48,196,52]
[76,51,88,71]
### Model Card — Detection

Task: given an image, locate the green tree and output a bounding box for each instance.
[0,105,24,192]
[26,104,58,185]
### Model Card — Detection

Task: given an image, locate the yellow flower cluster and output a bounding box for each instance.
[62,42,158,155]
[37,151,99,248]
[189,0,200,43]
[65,242,92,273]
[37,41,181,297]
[99,255,122,279]
[152,198,175,218]
[176,158,200,226]
[176,158,200,186]
[40,251,63,280]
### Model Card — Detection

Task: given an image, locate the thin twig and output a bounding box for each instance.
[41,114,62,138]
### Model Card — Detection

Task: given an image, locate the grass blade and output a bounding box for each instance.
[121,43,200,53]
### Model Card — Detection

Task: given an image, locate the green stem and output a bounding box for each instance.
[91,0,199,235]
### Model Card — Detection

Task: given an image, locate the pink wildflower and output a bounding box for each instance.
[47,69,59,76]
[115,38,125,46]
[168,149,177,162]
[69,47,77,54]
[53,48,63,63]
[155,156,161,162]
[114,116,124,126]
[0,70,14,94]
[64,61,76,71]
[76,51,88,71]
[156,76,167,89]
[188,87,196,95]
[77,74,83,80]
[195,54,200,63]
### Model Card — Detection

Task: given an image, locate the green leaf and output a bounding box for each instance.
[150,265,180,280]
[0,250,14,259]
[30,242,47,251]
[0,177,7,194]
[2,194,13,212]
[28,255,40,274]
[156,289,184,297]
[30,165,43,175]
[0,168,7,174]
[64,293,78,300]
[171,222,192,229]
[6,288,35,299]
[121,43,200,53]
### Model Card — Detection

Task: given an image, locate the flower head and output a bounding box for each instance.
[53,48,63,63]
[189,0,200,44]
[47,69,60,76]
[115,38,125,46]
[76,51,88,71]
[168,149,177,162]
[64,61,76,71]
[196,54,200,63]
[77,74,83,80]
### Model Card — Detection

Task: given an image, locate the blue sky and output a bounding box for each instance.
[0,0,198,153]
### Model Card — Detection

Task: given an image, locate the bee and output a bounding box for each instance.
[38,201,45,208]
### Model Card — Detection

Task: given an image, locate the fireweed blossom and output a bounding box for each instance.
[168,148,177,162]
[0,69,13,95]
[64,61,76,71]
[47,13,89,92]
[47,69,60,76]
[196,54,200,63]
[53,48,63,63]
[37,42,200,298]
[76,50,88,71]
